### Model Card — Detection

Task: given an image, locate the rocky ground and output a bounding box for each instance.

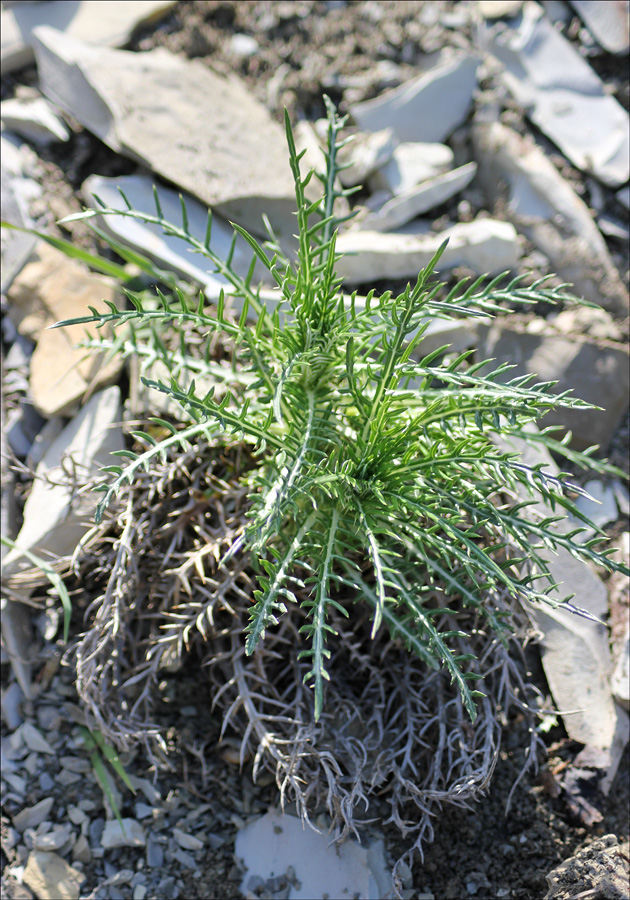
[1,2,629,899]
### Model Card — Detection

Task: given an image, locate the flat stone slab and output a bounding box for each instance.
[1,0,176,74]
[33,28,296,236]
[235,809,391,900]
[484,0,629,186]
[336,218,520,283]
[472,120,627,311]
[350,53,479,143]
[570,0,630,55]
[494,428,629,772]
[477,321,630,450]
[2,386,123,581]
[357,162,477,231]
[370,141,454,195]
[82,173,273,299]
[1,132,41,293]
[1,94,69,144]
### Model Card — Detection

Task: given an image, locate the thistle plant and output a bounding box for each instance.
[55,97,628,726]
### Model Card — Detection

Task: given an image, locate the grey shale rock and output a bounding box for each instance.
[477,321,630,450]
[235,809,392,900]
[350,53,480,143]
[336,218,520,283]
[494,427,629,784]
[23,850,85,900]
[81,174,271,299]
[1,133,40,293]
[1,0,176,73]
[0,95,69,144]
[472,120,627,311]
[72,834,91,864]
[369,141,454,195]
[356,162,477,231]
[20,722,55,755]
[483,0,629,186]
[13,798,55,833]
[1,682,24,730]
[570,0,630,55]
[337,128,398,187]
[101,819,146,849]
[172,828,204,852]
[33,825,73,852]
[1,386,124,581]
[33,28,296,236]
[0,354,32,696]
[574,480,619,531]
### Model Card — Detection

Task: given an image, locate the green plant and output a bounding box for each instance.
[78,726,136,832]
[53,97,628,725]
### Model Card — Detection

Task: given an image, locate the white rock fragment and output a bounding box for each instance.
[0,95,69,144]
[350,54,479,143]
[370,142,454,195]
[23,850,85,900]
[336,219,520,283]
[33,28,295,235]
[235,809,391,900]
[13,797,54,832]
[229,33,259,57]
[101,819,146,849]
[598,213,629,241]
[570,0,630,55]
[551,305,623,342]
[1,387,123,581]
[21,722,55,755]
[1,0,176,74]
[478,0,523,17]
[337,128,397,187]
[495,428,628,766]
[472,120,627,310]
[1,132,41,293]
[484,0,629,186]
[357,163,477,231]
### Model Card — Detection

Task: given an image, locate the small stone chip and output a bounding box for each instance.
[13,797,54,832]
[23,851,85,900]
[101,819,146,849]
[173,827,204,851]
[20,723,55,755]
[33,825,73,852]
